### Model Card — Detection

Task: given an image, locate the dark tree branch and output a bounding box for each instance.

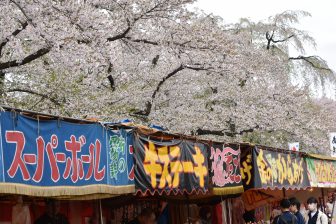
[133,64,185,117]
[107,27,132,42]
[151,64,184,100]
[6,88,61,105]
[124,36,217,52]
[266,30,294,50]
[107,75,115,91]
[194,129,225,136]
[133,64,214,117]
[106,63,116,91]
[266,31,273,50]
[272,34,294,43]
[107,18,132,42]
[0,21,28,56]
[194,126,258,137]
[289,55,332,71]
[10,0,33,26]
[0,47,50,70]
[124,37,159,46]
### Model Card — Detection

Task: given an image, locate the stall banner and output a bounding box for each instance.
[252,146,310,189]
[288,142,299,152]
[0,111,134,196]
[134,133,209,195]
[330,133,336,157]
[242,190,275,211]
[306,157,336,188]
[107,128,135,186]
[240,145,254,190]
[240,146,310,191]
[209,143,243,195]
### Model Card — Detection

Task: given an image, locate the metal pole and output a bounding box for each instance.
[99,199,103,224]
[331,193,336,224]
[186,194,191,224]
[321,188,326,213]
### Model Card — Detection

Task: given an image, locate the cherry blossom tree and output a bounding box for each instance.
[0,0,335,153]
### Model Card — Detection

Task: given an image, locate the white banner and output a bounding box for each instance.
[288,142,299,152]
[330,133,336,157]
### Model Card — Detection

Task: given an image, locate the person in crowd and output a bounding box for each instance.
[326,192,336,224]
[289,197,305,224]
[157,201,169,224]
[272,198,298,224]
[128,207,156,224]
[34,199,69,224]
[306,197,328,224]
[195,206,212,224]
[243,210,256,224]
[12,195,31,224]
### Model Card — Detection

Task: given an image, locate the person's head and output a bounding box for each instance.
[243,210,256,224]
[328,193,334,203]
[307,197,318,212]
[138,207,156,224]
[16,195,23,204]
[199,206,211,221]
[280,199,291,212]
[45,199,61,216]
[289,197,300,213]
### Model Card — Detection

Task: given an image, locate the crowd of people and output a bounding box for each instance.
[244,196,335,224]
[9,194,336,224]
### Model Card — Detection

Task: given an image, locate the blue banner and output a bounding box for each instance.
[107,129,134,186]
[0,111,134,196]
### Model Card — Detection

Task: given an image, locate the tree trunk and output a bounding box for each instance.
[0,71,5,104]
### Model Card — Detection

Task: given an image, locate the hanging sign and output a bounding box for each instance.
[240,146,310,190]
[330,133,336,157]
[306,157,336,188]
[253,146,310,189]
[288,142,299,152]
[209,143,243,195]
[134,133,209,195]
[0,111,134,197]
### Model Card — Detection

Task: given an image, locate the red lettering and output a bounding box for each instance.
[94,140,105,181]
[85,144,94,180]
[46,135,60,182]
[6,131,30,180]
[65,135,81,183]
[32,137,45,182]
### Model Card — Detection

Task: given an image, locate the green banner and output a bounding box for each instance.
[306,157,336,188]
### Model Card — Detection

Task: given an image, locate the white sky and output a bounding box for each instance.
[193,0,336,71]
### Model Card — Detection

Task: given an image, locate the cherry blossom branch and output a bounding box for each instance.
[133,64,214,117]
[0,47,50,70]
[289,55,332,71]
[10,0,33,26]
[6,88,61,106]
[266,30,294,50]
[0,21,28,57]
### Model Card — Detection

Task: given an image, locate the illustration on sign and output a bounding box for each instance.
[109,135,126,180]
[107,129,134,185]
[210,146,241,187]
